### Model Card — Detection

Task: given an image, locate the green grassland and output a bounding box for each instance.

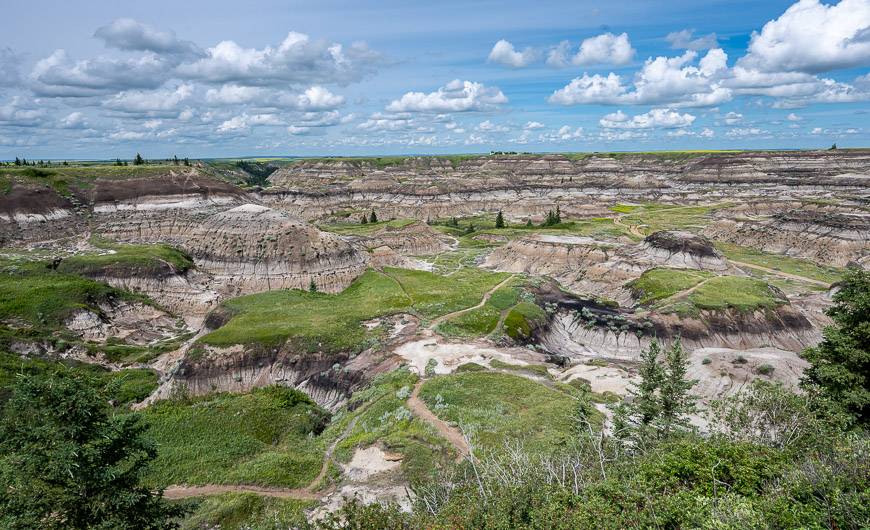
[435,279,533,339]
[687,276,787,312]
[503,302,548,341]
[317,218,417,237]
[57,238,194,278]
[0,258,140,328]
[141,386,329,489]
[0,350,157,407]
[715,242,843,284]
[418,372,580,453]
[0,164,190,197]
[628,268,714,305]
[613,203,732,234]
[178,493,312,530]
[200,267,510,350]
[329,368,454,485]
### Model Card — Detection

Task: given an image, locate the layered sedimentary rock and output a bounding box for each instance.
[183,204,368,293]
[484,231,734,305]
[263,151,870,221]
[705,210,870,267]
[363,221,453,256]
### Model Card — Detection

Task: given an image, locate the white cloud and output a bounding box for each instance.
[488,40,538,67]
[287,125,309,135]
[477,120,509,132]
[30,49,170,96]
[666,29,719,51]
[599,108,696,129]
[177,31,380,86]
[726,127,766,137]
[294,86,345,110]
[386,79,507,112]
[557,125,583,139]
[700,127,714,137]
[59,111,87,129]
[723,111,743,124]
[787,112,802,121]
[524,121,545,130]
[205,84,264,104]
[217,112,282,132]
[143,119,162,129]
[739,0,870,74]
[547,32,635,67]
[550,49,730,107]
[94,18,199,56]
[103,84,193,114]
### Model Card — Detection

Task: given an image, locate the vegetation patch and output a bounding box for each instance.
[318,218,416,236]
[418,372,579,453]
[688,276,785,312]
[715,241,843,284]
[141,386,329,489]
[628,268,713,305]
[489,359,551,379]
[57,238,193,278]
[178,493,312,530]
[503,302,547,341]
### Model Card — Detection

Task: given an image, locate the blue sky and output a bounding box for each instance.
[1,0,869,158]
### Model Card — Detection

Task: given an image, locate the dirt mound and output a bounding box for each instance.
[644,231,718,258]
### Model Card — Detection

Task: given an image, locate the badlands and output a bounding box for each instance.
[1,150,868,522]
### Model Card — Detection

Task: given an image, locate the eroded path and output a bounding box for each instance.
[727,259,831,288]
[406,380,470,459]
[427,274,516,329]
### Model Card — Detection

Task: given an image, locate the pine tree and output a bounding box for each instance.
[133,153,145,165]
[525,218,532,227]
[309,279,318,293]
[14,157,20,166]
[369,209,378,223]
[495,210,505,229]
[801,267,869,425]
[183,158,190,166]
[657,338,695,436]
[554,205,562,224]
[361,215,368,224]
[173,155,179,165]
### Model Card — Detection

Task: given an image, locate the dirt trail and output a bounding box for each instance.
[162,392,381,500]
[428,274,515,329]
[407,380,470,459]
[613,215,645,238]
[727,259,831,288]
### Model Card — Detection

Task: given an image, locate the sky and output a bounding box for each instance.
[1,0,870,158]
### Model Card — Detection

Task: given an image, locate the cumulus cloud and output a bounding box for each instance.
[723,111,743,124]
[59,111,87,129]
[386,79,507,112]
[94,18,200,56]
[30,49,171,96]
[787,112,802,121]
[205,84,264,105]
[666,29,719,51]
[0,97,44,126]
[488,40,538,67]
[739,0,870,74]
[177,31,381,86]
[524,121,544,130]
[103,84,193,114]
[548,32,635,67]
[293,86,345,110]
[217,112,282,133]
[477,120,509,132]
[599,108,696,129]
[549,49,730,107]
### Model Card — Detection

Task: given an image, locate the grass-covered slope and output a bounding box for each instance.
[141,386,329,489]
[57,238,193,278]
[418,372,579,453]
[200,267,511,351]
[628,268,714,305]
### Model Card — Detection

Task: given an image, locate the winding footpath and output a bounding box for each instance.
[427,274,516,329]
[406,380,470,459]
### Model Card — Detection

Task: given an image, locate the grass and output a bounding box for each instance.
[418,372,581,453]
[436,280,525,338]
[715,242,843,285]
[178,493,312,529]
[627,268,714,305]
[318,218,417,237]
[57,238,193,278]
[687,276,786,312]
[503,302,547,341]
[617,203,732,234]
[330,368,453,485]
[141,386,328,489]
[0,259,138,328]
[489,359,551,379]
[200,266,509,352]
[0,351,157,407]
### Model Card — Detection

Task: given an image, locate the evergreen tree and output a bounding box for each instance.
[369,209,378,223]
[14,157,20,166]
[309,279,318,293]
[801,267,870,425]
[657,338,696,436]
[0,372,180,529]
[525,218,532,227]
[133,153,145,165]
[495,210,505,228]
[554,205,562,224]
[183,158,190,167]
[173,155,179,165]
[361,215,368,224]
